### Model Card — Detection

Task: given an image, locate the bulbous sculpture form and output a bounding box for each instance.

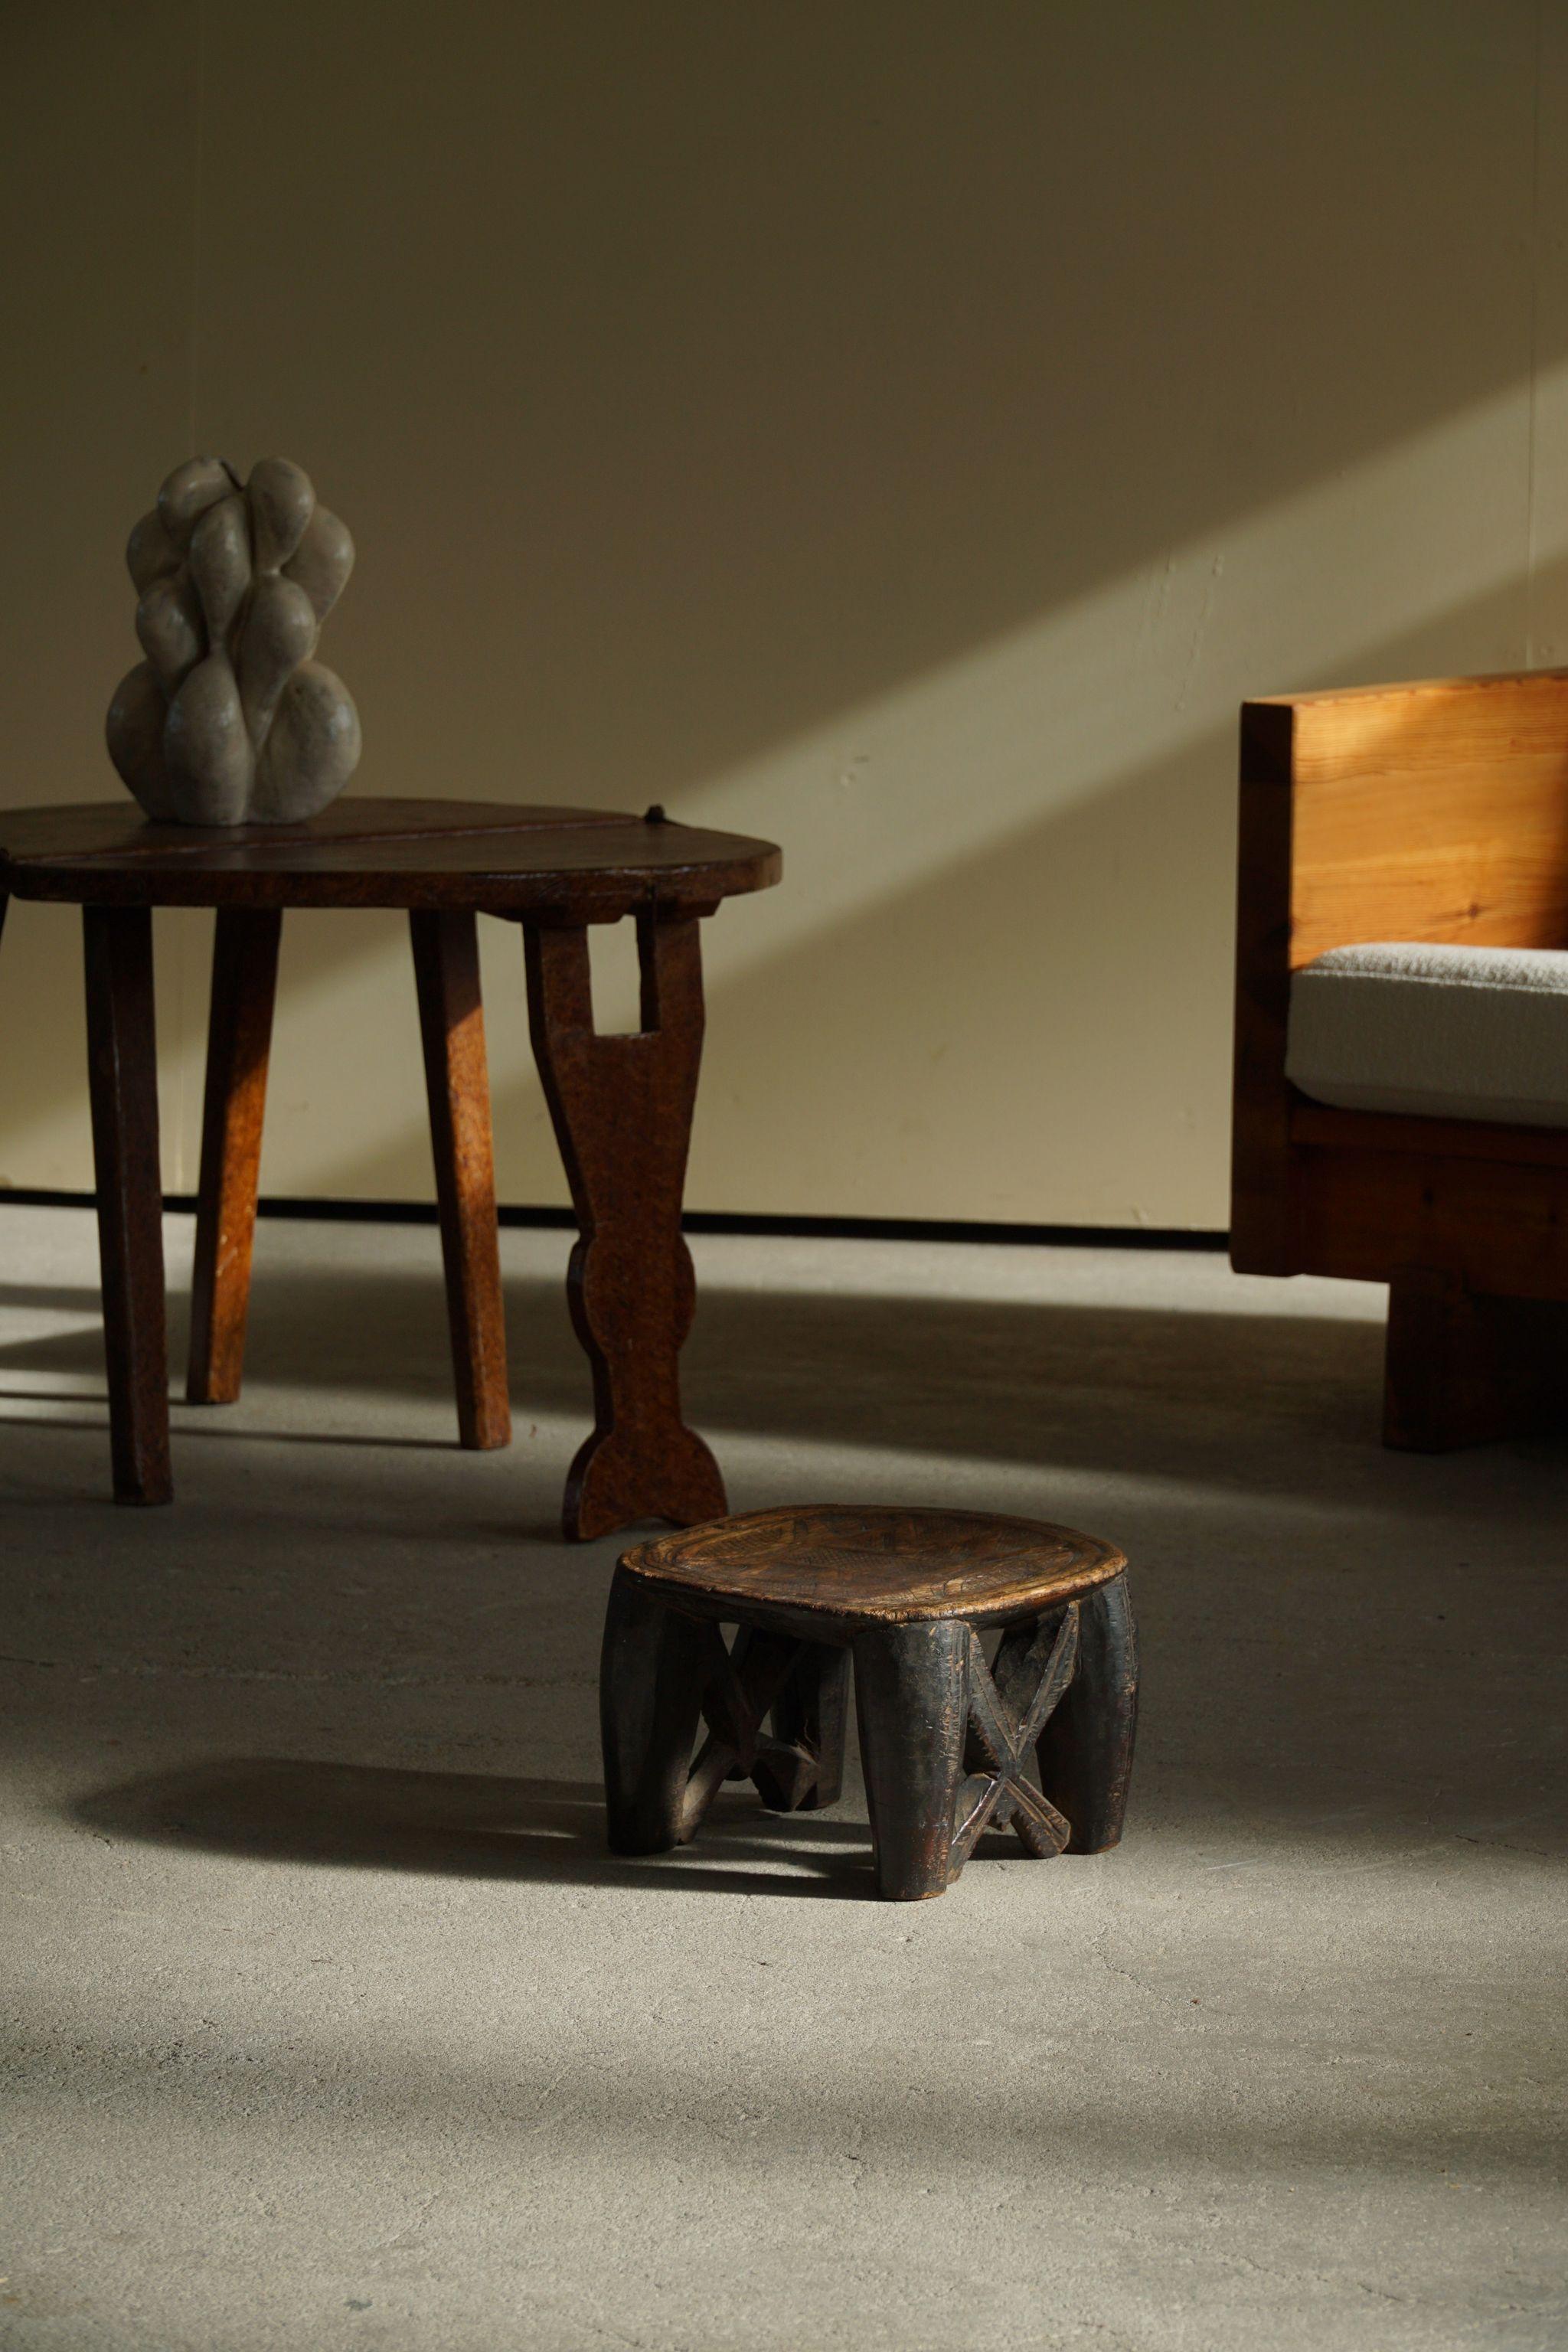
[106,456,361,825]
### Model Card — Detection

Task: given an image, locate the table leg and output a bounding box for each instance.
[524,913,726,1542]
[410,910,511,1451]
[82,904,172,1505]
[187,909,282,1406]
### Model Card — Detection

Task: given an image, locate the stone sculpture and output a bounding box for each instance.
[106,456,361,825]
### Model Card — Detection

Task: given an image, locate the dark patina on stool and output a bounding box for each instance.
[600,1505,1137,1900]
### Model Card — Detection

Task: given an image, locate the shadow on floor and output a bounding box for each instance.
[0,1281,103,1316]
[0,1264,1396,1498]
[16,1250,1568,1895]
[0,1409,459,1455]
[72,1757,873,1898]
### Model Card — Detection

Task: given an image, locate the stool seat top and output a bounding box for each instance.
[0,798,780,918]
[620,1504,1125,1628]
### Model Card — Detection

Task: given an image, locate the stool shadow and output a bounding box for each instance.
[72,1757,872,1900]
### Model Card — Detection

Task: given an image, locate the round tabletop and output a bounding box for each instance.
[620,1504,1126,1627]
[0,799,781,919]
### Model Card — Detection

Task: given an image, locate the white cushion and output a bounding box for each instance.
[1286,942,1568,1129]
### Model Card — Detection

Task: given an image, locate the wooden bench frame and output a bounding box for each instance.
[1230,668,1568,1449]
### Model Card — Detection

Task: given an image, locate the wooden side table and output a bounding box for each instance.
[602,1504,1138,1900]
[0,799,779,1534]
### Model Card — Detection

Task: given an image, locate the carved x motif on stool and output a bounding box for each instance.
[678,1624,836,1840]
[951,1603,1080,1873]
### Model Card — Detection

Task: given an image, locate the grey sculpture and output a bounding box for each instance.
[106,456,361,825]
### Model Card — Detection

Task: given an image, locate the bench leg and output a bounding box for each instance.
[83,905,171,1505]
[187,909,281,1406]
[852,1620,969,1900]
[410,910,511,1451]
[1383,1266,1568,1452]
[524,913,725,1541]
[1035,1574,1138,1853]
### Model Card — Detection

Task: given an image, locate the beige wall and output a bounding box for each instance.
[4,0,1566,1224]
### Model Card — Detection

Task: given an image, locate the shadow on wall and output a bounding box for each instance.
[186,1,1553,802]
[284,553,1568,1217]
[7,508,1564,1220]
[2,2,1561,1218]
[7,2,1555,793]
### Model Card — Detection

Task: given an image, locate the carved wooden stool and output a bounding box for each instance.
[600,1504,1137,1900]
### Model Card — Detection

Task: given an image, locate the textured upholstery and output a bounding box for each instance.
[1286,941,1568,1129]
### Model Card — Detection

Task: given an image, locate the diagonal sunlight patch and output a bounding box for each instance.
[12,362,1562,1205]
[679,361,1566,984]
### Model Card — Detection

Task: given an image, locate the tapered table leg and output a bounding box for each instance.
[82,904,171,1505]
[410,910,511,1450]
[524,913,726,1540]
[187,908,282,1406]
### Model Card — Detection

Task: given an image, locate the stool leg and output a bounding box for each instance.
[410,910,511,1451]
[187,908,281,1406]
[600,1567,705,1854]
[1035,1573,1138,1852]
[852,1620,969,1900]
[83,904,171,1505]
[756,1642,850,1813]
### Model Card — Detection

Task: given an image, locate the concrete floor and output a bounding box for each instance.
[1,1204,1564,2352]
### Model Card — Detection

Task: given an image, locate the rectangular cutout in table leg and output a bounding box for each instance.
[587,916,645,1036]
